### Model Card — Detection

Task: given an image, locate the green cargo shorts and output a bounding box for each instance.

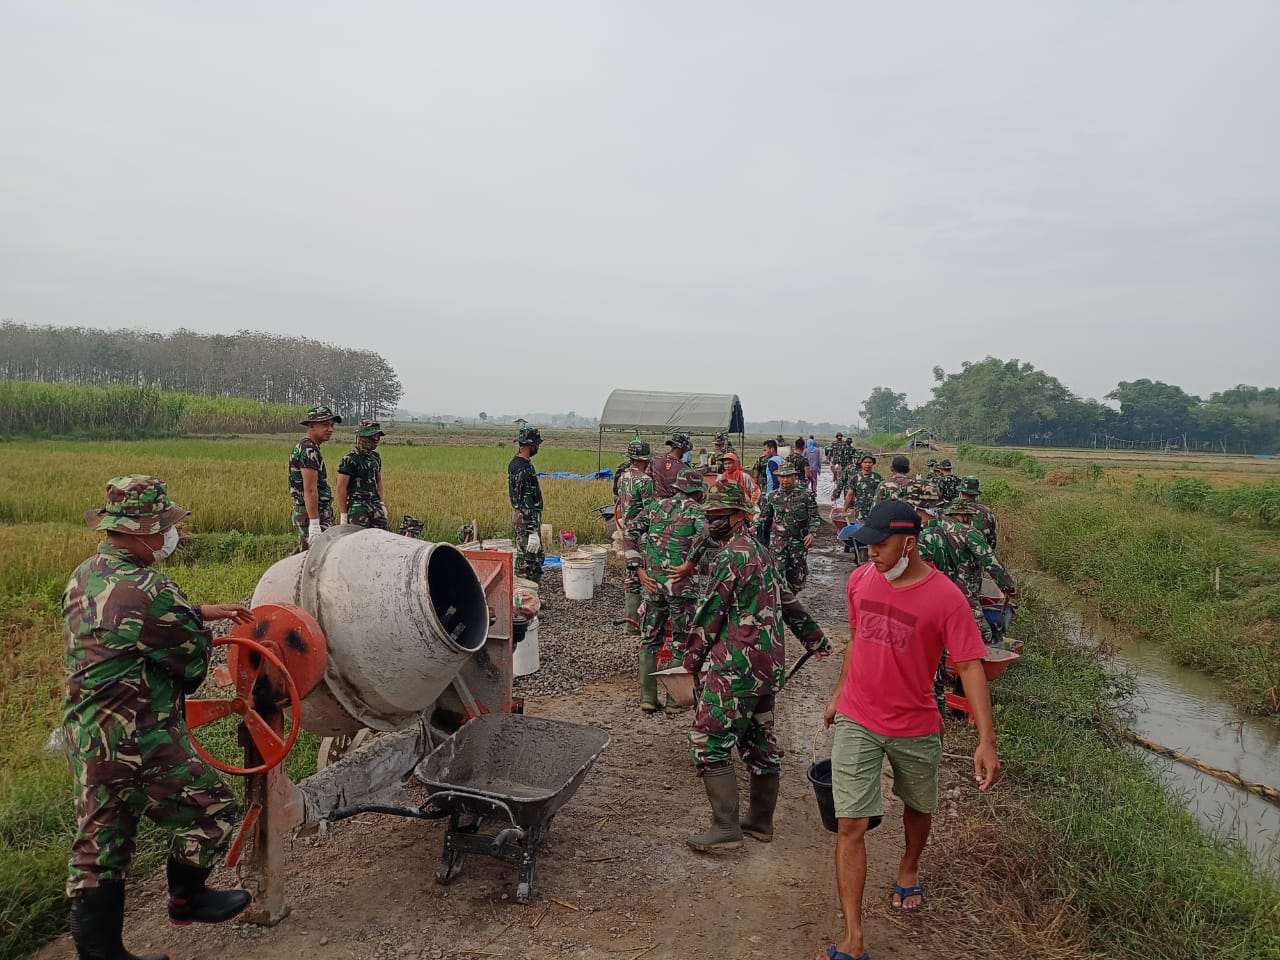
[831,716,942,818]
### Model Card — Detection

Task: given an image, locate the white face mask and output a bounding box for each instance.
[153,526,180,560]
[882,537,913,582]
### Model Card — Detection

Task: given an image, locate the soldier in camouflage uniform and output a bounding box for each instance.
[875,454,914,503]
[936,458,960,502]
[682,482,829,852]
[648,432,696,497]
[753,464,820,593]
[960,476,998,550]
[943,500,1016,644]
[843,455,883,522]
[708,432,736,474]
[615,438,654,637]
[508,426,545,584]
[337,420,387,529]
[630,473,708,712]
[828,433,849,482]
[63,477,256,960]
[399,515,425,539]
[289,404,342,551]
[785,440,808,485]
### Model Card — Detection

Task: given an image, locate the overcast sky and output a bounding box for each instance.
[3,2,1277,424]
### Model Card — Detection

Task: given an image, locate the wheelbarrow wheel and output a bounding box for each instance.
[516,879,533,905]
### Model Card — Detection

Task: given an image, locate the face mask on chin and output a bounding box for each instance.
[882,537,913,582]
[153,526,180,560]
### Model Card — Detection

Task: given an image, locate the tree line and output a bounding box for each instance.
[0,322,403,419]
[861,358,1280,453]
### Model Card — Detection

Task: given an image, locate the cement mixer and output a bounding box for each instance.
[184,526,609,919]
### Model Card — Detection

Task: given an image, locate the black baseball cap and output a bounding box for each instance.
[849,500,922,544]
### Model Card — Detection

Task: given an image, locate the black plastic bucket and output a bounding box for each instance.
[807,759,839,833]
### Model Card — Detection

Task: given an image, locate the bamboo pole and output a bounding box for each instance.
[1118,728,1280,807]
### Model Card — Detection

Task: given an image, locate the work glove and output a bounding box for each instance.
[308,519,323,543]
[378,500,387,519]
[340,513,349,525]
[527,531,542,553]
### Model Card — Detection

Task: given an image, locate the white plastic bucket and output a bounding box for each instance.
[563,555,596,600]
[513,617,540,676]
[581,545,607,585]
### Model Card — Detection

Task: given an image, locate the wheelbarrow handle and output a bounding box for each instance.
[786,649,815,685]
[423,789,522,832]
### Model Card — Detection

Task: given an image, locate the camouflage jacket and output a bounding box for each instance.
[63,542,210,743]
[647,453,696,500]
[754,487,820,557]
[830,443,855,469]
[507,455,543,518]
[968,501,998,551]
[845,470,883,516]
[616,466,654,558]
[875,473,913,503]
[683,532,828,691]
[917,517,965,584]
[937,473,960,502]
[786,451,808,478]
[631,496,707,597]
[943,517,1016,600]
[289,437,332,511]
[337,449,382,503]
[751,456,770,489]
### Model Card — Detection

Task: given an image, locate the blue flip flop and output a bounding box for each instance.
[890,883,925,913]
[826,946,869,960]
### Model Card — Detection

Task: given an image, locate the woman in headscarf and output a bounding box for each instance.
[804,438,822,494]
[714,451,758,505]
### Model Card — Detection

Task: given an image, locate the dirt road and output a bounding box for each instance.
[38,536,1012,960]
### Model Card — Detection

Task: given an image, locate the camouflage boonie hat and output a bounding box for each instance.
[86,475,189,535]
[714,432,729,444]
[859,453,877,465]
[666,432,692,453]
[301,404,342,425]
[704,482,753,513]
[926,457,938,468]
[516,426,543,445]
[357,419,385,438]
[626,439,652,459]
[776,464,798,477]
[678,474,708,497]
[939,458,953,469]
[944,500,977,517]
[961,476,981,494]
[903,478,943,508]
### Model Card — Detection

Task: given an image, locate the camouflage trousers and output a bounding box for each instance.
[968,599,994,644]
[688,661,781,775]
[639,585,696,655]
[347,498,388,529]
[771,549,808,594]
[291,503,335,549]
[64,724,238,895]
[513,511,544,585]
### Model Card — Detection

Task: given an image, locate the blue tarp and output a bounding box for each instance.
[536,470,613,480]
[542,555,563,568]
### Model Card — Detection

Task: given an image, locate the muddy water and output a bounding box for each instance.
[1066,614,1280,872]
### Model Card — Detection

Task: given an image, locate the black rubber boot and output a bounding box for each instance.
[639,650,660,712]
[686,764,743,852]
[741,772,781,842]
[70,883,168,960]
[166,858,251,925]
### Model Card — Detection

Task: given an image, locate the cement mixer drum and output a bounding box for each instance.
[251,526,489,735]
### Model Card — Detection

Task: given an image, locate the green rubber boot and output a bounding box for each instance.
[686,764,743,852]
[624,592,641,636]
[741,772,781,842]
[639,649,659,712]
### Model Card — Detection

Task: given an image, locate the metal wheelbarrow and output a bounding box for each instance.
[416,713,610,904]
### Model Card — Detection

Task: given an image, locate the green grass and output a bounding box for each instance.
[957,442,1048,478]
[1133,475,1280,528]
[983,589,1280,958]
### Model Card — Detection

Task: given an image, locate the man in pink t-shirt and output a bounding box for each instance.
[820,500,1001,960]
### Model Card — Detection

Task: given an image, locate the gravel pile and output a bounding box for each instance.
[514,558,639,700]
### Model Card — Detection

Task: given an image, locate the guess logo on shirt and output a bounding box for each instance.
[857,599,918,652]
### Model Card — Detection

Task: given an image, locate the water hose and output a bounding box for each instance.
[1119,728,1280,808]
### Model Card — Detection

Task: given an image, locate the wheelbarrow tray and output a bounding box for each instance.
[417,713,610,830]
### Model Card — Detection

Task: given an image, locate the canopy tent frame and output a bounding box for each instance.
[596,389,745,471]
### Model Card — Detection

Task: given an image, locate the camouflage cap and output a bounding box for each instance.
[714,432,729,444]
[926,457,938,468]
[86,475,189,535]
[903,478,943,508]
[961,475,981,494]
[626,438,652,459]
[357,419,385,438]
[777,464,798,477]
[516,426,543,445]
[666,432,692,453]
[939,458,953,469]
[704,481,753,513]
[859,453,877,465]
[301,404,342,425]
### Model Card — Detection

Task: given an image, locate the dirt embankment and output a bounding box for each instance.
[38,529,1053,960]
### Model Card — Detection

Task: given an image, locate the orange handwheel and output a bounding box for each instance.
[186,635,301,775]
